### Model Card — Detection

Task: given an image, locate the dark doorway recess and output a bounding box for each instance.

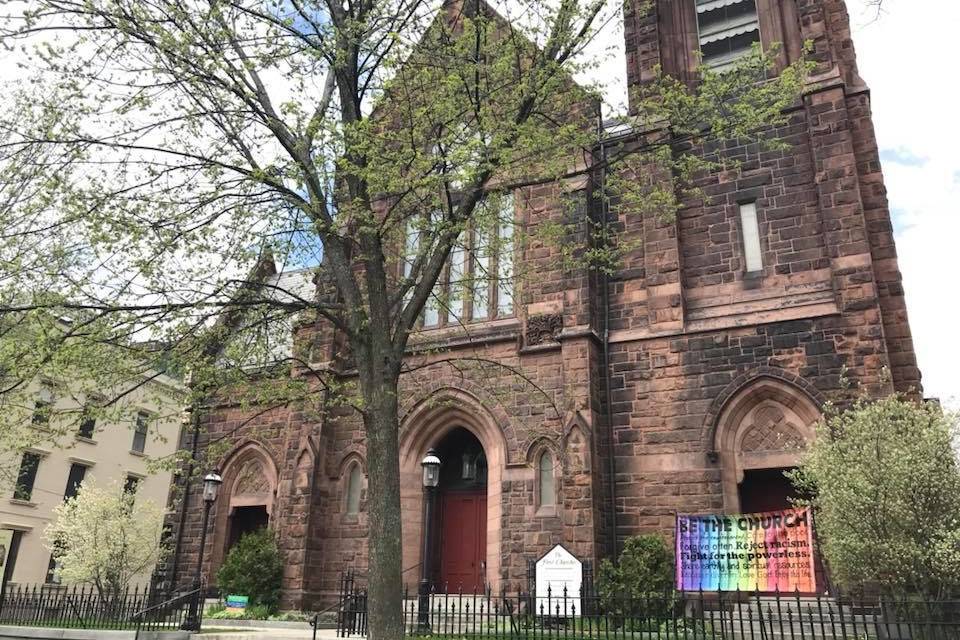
[738,467,799,514]
[432,427,488,593]
[739,466,826,593]
[227,505,269,549]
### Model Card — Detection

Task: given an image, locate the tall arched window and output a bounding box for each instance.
[346,464,363,515]
[538,451,555,508]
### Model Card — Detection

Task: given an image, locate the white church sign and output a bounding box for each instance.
[535,544,582,616]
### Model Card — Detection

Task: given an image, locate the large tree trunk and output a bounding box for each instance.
[357,344,404,640]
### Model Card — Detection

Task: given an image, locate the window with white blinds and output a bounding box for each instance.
[695,0,761,71]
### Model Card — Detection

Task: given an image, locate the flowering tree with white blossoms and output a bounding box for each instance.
[44,480,168,599]
[790,393,960,598]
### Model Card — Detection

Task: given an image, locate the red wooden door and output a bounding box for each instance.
[439,491,487,593]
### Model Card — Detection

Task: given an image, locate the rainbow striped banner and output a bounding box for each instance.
[675,508,816,592]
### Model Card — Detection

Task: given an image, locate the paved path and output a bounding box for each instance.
[198,628,345,640]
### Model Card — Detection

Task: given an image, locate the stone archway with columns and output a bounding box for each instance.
[711,376,820,513]
[398,387,508,592]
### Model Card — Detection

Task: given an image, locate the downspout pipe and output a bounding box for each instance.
[596,111,619,562]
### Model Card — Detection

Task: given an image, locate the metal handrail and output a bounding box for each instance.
[341,562,424,579]
[311,598,347,640]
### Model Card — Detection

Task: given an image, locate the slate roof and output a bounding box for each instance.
[263,268,317,305]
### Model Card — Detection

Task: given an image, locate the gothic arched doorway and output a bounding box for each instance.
[432,427,488,592]
[209,443,278,578]
[398,388,507,593]
[713,377,819,514]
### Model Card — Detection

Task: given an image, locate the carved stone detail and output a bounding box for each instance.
[565,427,586,474]
[741,406,805,453]
[234,460,271,496]
[526,314,563,346]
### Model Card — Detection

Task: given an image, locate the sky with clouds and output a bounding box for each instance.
[843,0,959,408]
[1,0,954,406]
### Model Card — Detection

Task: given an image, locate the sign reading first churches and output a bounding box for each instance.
[535,544,582,616]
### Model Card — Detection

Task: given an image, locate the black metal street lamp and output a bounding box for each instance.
[417,449,441,632]
[181,470,222,631]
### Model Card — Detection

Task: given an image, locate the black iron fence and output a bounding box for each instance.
[0,583,202,631]
[336,577,960,639]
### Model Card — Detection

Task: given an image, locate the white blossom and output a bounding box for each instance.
[44,479,167,598]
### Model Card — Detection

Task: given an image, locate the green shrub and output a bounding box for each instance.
[216,528,283,612]
[245,604,274,620]
[269,610,316,622]
[206,604,271,620]
[596,535,676,621]
[206,606,317,622]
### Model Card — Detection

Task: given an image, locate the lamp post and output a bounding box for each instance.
[181,470,222,631]
[417,449,441,632]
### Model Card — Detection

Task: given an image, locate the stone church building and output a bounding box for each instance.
[166,0,921,608]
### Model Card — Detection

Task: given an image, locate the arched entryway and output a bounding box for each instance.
[398,388,506,593]
[209,442,279,577]
[432,428,487,592]
[713,377,819,514]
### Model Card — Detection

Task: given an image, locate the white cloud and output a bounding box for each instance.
[848,0,960,408]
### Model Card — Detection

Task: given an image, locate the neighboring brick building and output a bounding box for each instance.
[166,0,920,609]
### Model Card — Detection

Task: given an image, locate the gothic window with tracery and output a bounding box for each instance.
[402,193,515,327]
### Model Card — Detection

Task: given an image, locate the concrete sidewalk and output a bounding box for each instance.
[197,628,345,640]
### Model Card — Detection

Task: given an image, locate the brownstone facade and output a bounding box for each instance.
[166,0,920,609]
